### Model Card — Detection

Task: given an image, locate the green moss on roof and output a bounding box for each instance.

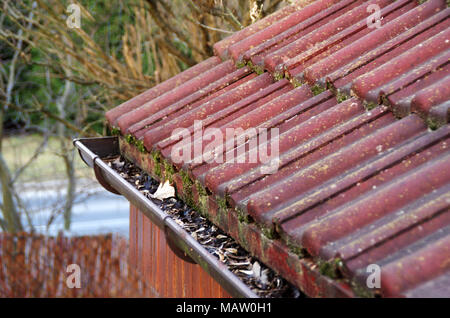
[318,258,343,279]
[311,84,326,96]
[110,126,121,136]
[336,91,350,103]
[151,150,162,178]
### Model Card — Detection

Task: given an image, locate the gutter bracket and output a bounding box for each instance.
[163,216,196,264]
[93,157,121,195]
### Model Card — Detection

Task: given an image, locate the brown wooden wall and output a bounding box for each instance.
[129,205,231,298]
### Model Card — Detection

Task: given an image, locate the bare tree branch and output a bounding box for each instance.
[11,133,49,184]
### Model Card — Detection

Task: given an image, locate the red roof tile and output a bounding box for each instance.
[106,56,222,125]
[213,1,312,59]
[105,0,450,297]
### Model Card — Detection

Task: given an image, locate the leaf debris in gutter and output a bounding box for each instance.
[109,156,303,298]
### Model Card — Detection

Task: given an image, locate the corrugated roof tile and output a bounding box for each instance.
[265,0,396,75]
[352,26,450,103]
[105,56,222,125]
[411,76,450,118]
[213,1,312,60]
[229,0,343,63]
[116,60,237,133]
[243,0,363,69]
[306,2,449,85]
[143,72,272,149]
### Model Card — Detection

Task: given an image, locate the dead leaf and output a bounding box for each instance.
[253,261,261,278]
[260,269,269,286]
[149,180,175,200]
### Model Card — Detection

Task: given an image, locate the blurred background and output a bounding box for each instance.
[0,0,291,297]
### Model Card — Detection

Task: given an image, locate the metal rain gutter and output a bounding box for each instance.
[73,136,258,298]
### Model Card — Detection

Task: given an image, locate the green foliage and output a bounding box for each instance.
[162,159,175,182]
[286,241,305,258]
[426,117,439,130]
[318,258,343,279]
[216,195,228,212]
[125,134,136,144]
[364,101,379,110]
[336,91,349,103]
[261,225,277,240]
[151,151,162,178]
[235,60,247,69]
[110,127,121,136]
[135,139,147,153]
[179,169,194,206]
[351,280,376,298]
[1,0,133,132]
[311,84,327,96]
[273,71,285,81]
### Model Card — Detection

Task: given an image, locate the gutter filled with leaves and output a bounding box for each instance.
[74,137,301,298]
